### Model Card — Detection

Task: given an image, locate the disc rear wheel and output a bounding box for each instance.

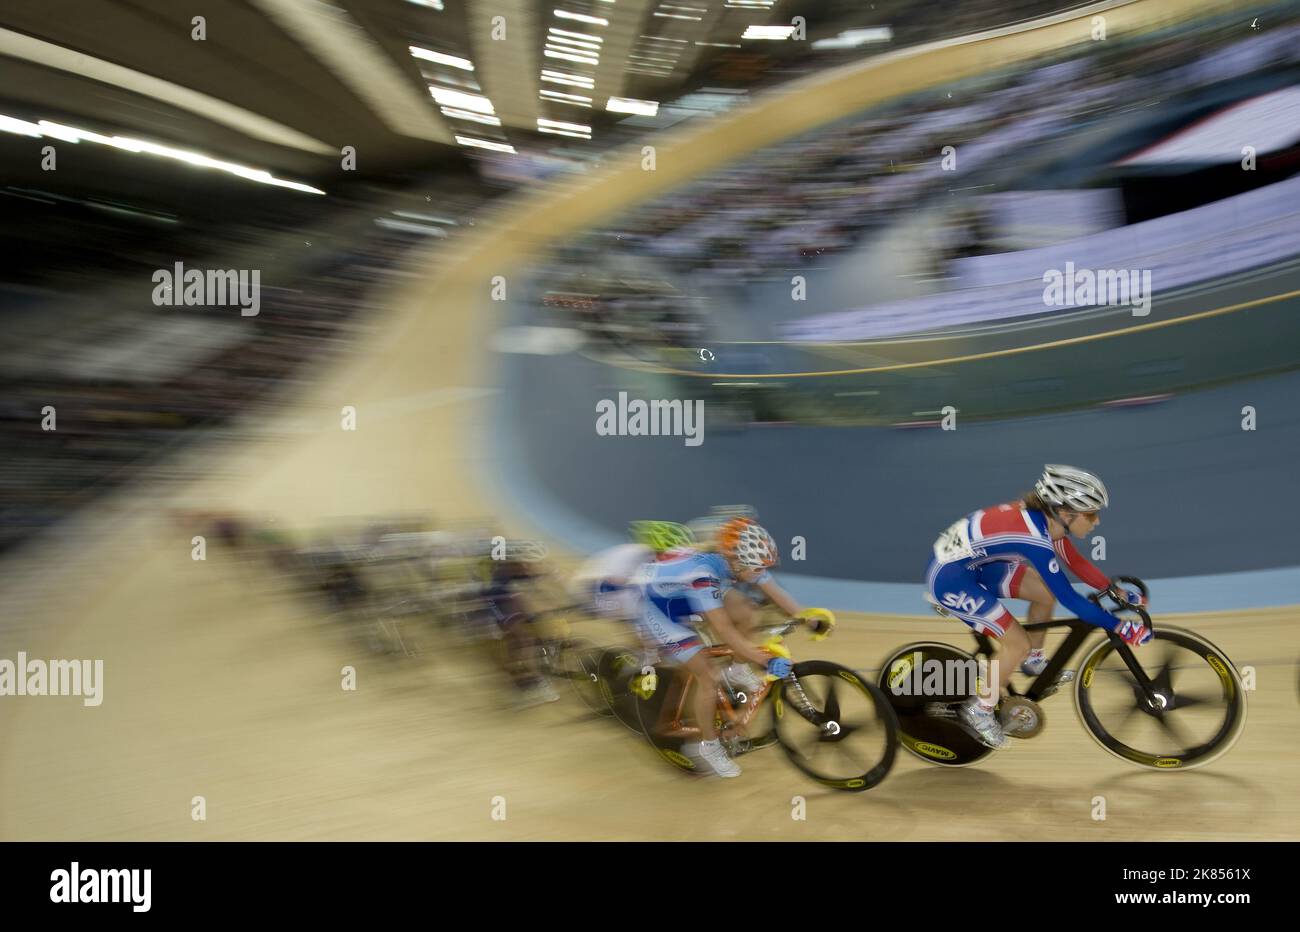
[879,642,995,767]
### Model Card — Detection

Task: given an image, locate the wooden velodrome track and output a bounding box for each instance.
[2,0,1296,840]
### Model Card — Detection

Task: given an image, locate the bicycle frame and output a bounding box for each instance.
[651,645,774,741]
[973,618,1159,704]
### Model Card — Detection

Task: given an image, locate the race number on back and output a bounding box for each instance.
[933,519,976,563]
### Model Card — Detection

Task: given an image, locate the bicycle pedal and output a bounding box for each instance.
[1035,670,1075,700]
[724,738,751,756]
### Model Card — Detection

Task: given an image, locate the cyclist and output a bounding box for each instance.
[632,516,831,777]
[924,465,1151,749]
[708,517,833,691]
[476,539,561,708]
[567,521,696,624]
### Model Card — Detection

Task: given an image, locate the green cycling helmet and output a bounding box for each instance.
[629,520,696,553]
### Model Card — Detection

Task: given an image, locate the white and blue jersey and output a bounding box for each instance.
[632,549,755,661]
[570,543,653,619]
[924,503,1118,637]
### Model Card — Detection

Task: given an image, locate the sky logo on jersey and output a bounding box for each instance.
[941,591,986,616]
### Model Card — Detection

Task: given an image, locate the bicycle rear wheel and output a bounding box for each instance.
[540,637,610,716]
[878,642,995,767]
[598,647,649,732]
[1074,625,1247,770]
[633,663,704,774]
[774,661,898,791]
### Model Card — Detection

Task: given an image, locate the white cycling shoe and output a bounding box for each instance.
[960,698,1006,749]
[686,738,742,778]
[1020,649,1049,676]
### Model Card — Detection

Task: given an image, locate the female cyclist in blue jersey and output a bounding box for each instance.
[633,517,832,777]
[925,465,1151,749]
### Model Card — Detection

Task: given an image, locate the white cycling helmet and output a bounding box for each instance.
[1035,464,1109,513]
[718,517,778,569]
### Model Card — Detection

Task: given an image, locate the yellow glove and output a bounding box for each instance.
[798,607,837,641]
[762,635,792,659]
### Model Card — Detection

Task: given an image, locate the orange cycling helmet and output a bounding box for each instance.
[718,517,778,569]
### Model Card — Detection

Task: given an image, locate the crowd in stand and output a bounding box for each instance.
[539,237,711,358]
[0,195,483,555]
[589,12,1300,287]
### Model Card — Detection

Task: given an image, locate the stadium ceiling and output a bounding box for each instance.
[0,0,890,182]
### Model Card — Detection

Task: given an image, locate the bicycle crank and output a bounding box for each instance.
[999,696,1045,738]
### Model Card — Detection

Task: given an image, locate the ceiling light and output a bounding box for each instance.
[606,97,659,116]
[538,117,591,131]
[548,35,603,50]
[409,46,474,70]
[429,86,496,113]
[0,115,42,137]
[541,90,593,102]
[0,112,323,193]
[550,27,604,42]
[541,74,595,89]
[439,107,503,125]
[455,135,516,152]
[554,10,608,26]
[537,127,591,138]
[544,49,600,65]
[743,25,796,40]
[812,28,893,49]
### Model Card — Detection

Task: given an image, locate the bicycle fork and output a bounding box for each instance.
[782,671,842,737]
[1108,634,1168,711]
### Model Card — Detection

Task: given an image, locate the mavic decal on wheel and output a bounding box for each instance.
[822,777,866,789]
[903,735,957,760]
[1206,655,1233,691]
[661,749,695,770]
[888,655,914,690]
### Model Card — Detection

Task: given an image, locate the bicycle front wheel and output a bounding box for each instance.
[1074,625,1247,770]
[774,661,898,791]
